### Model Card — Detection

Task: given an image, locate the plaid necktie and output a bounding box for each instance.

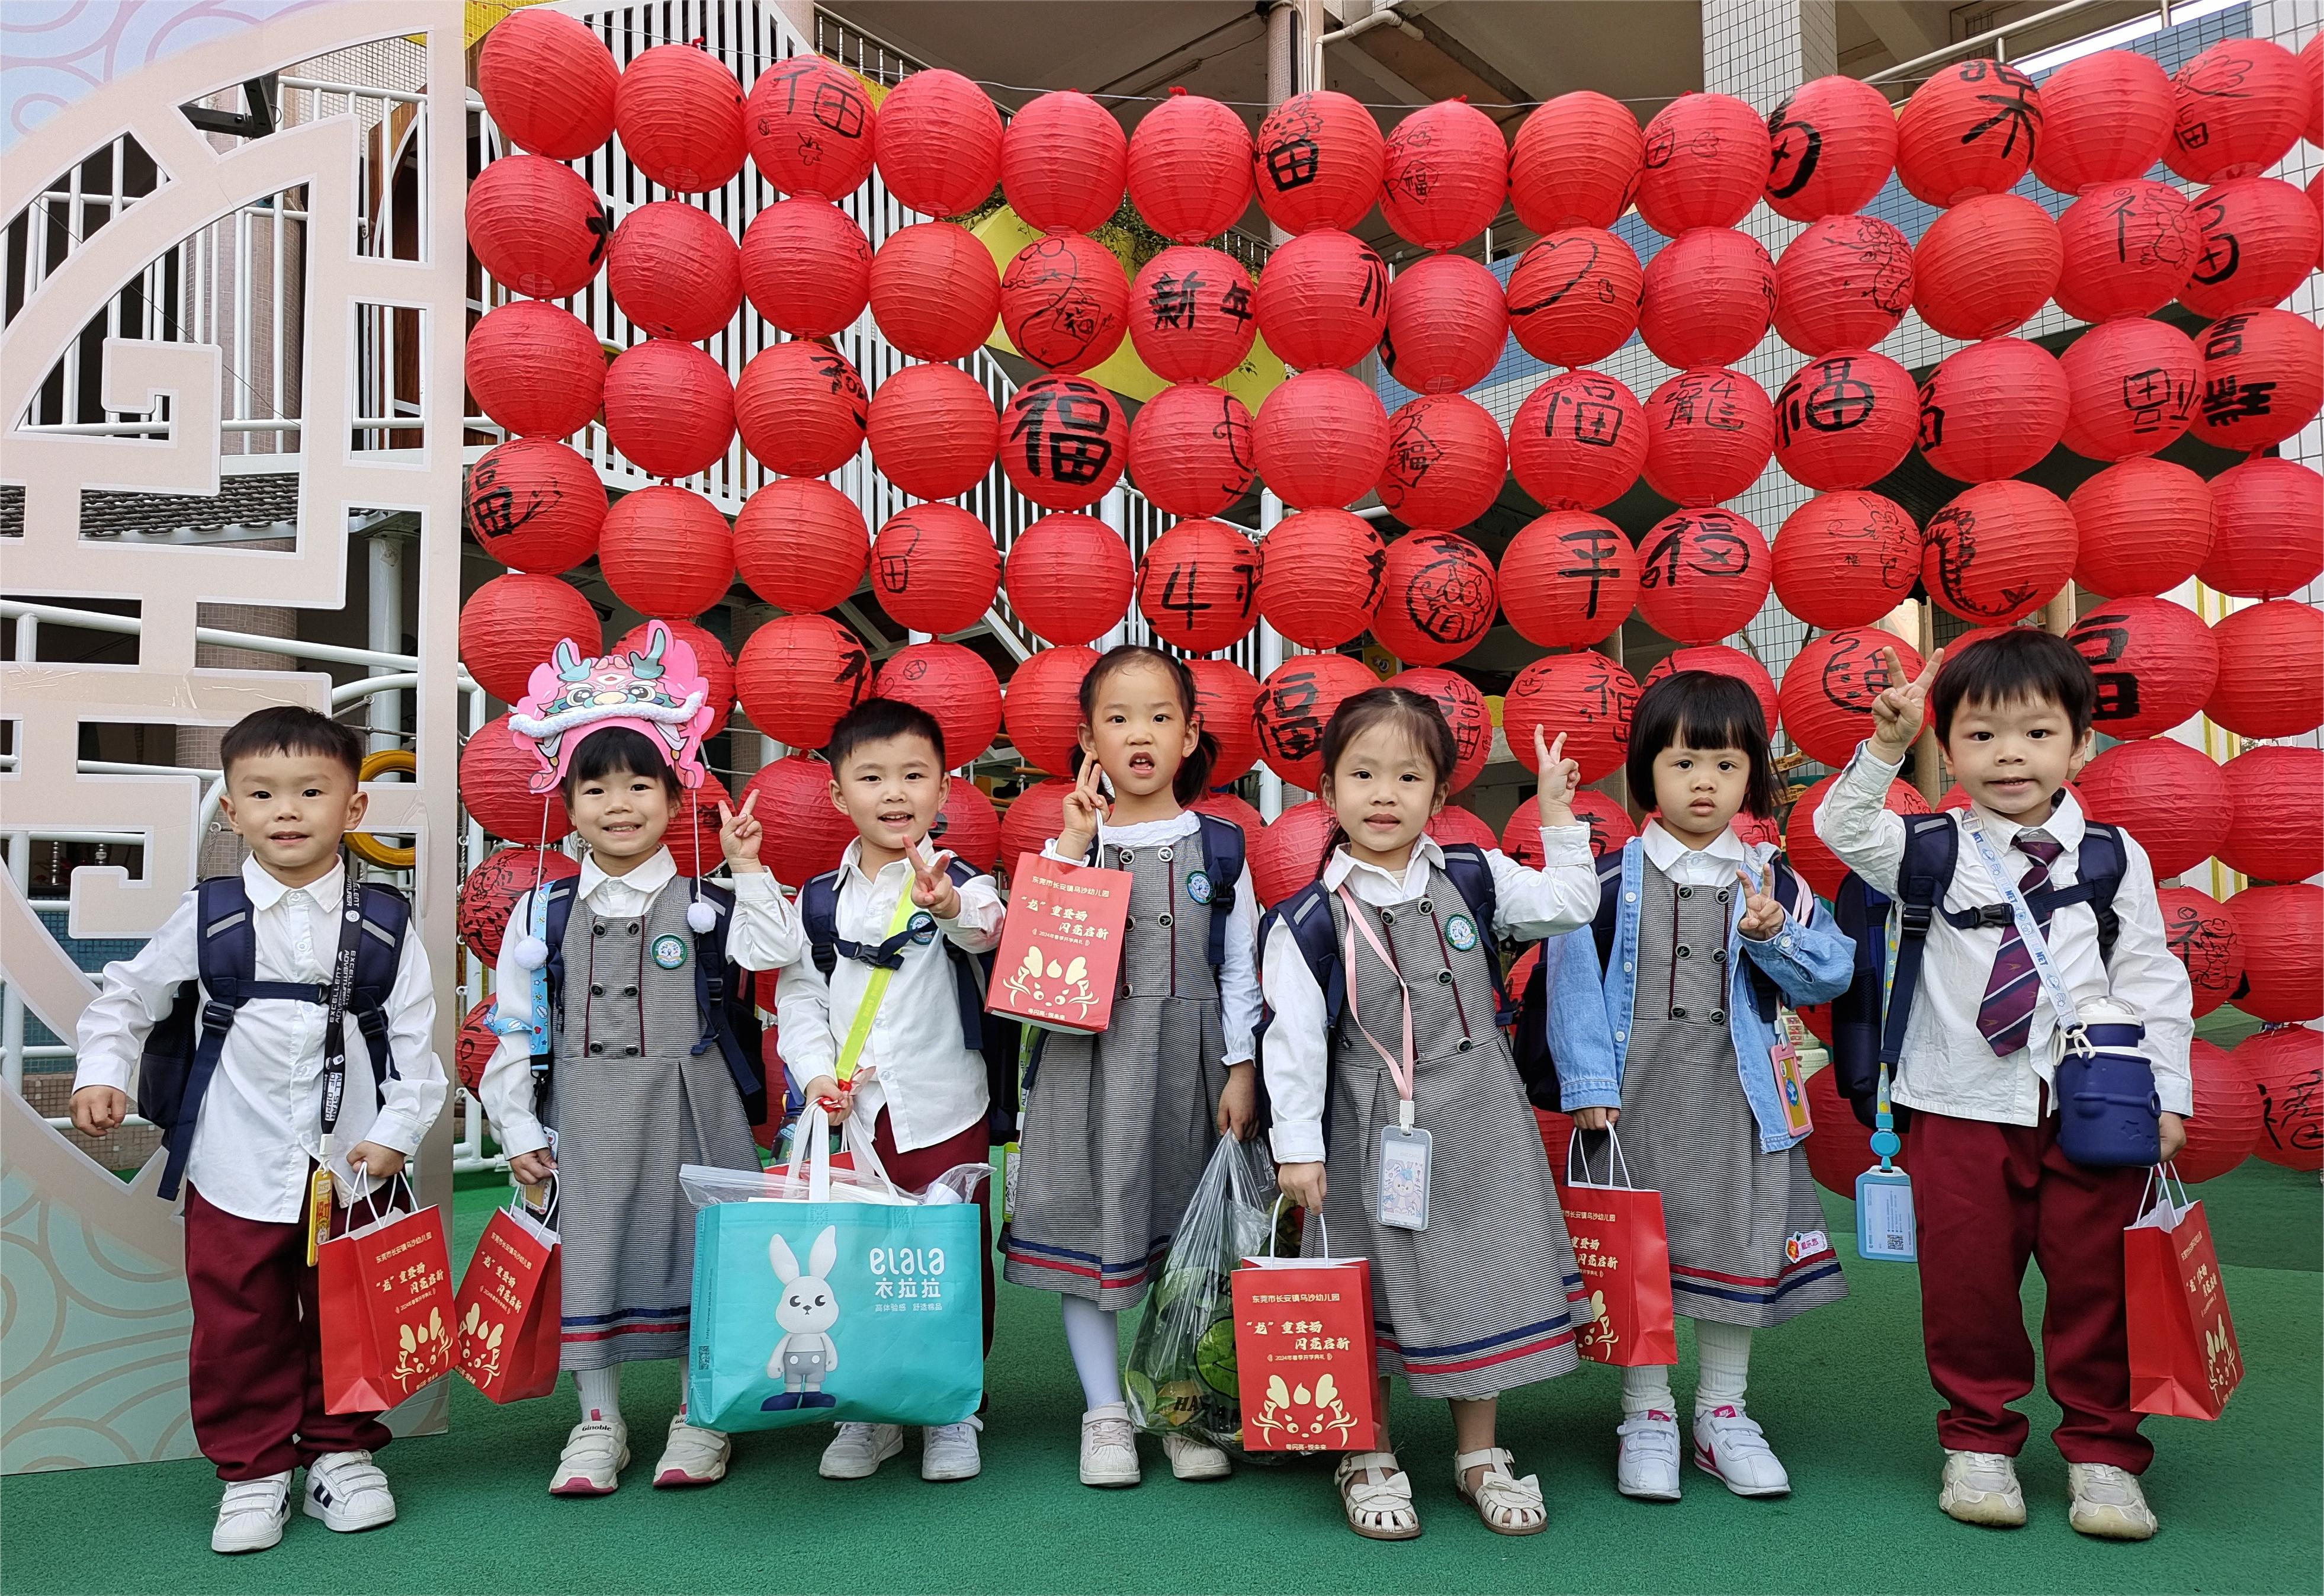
[1976,834,2066,1056]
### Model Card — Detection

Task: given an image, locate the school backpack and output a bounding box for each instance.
[1256,839,1510,1031]
[136,874,412,1200]
[1067,812,1249,977]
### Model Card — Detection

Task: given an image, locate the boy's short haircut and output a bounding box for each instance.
[824,697,947,772]
[560,725,685,803]
[218,705,364,784]
[1931,627,2098,742]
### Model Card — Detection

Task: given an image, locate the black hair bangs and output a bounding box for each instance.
[220,705,364,784]
[1626,670,1777,819]
[825,697,947,772]
[560,725,684,803]
[1932,627,2097,742]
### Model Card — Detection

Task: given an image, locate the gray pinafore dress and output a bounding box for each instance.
[546,883,762,1370]
[1305,869,1589,1400]
[1004,832,1230,1312]
[1610,866,1846,1329]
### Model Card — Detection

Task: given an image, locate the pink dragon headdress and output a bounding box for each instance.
[508,619,714,795]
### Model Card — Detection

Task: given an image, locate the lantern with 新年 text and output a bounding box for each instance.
[2182,177,2323,319]
[478,8,617,159]
[1916,338,2068,484]
[1002,89,1127,235]
[460,573,602,704]
[1504,229,1642,369]
[1389,667,1491,790]
[2238,906,2324,1036]
[1774,214,1915,357]
[604,338,736,479]
[740,197,870,339]
[1786,773,1928,900]
[1128,89,1253,244]
[615,618,734,739]
[1643,645,1779,736]
[1252,91,1384,235]
[2168,39,2309,185]
[1636,93,1767,236]
[1642,366,1775,506]
[2032,49,2171,196]
[1382,98,1507,251]
[2242,1013,2324,1156]
[877,642,1003,767]
[1188,658,1264,783]
[2073,736,2229,882]
[1376,393,1506,531]
[2156,887,2246,1023]
[1764,75,1896,222]
[871,504,1001,634]
[1510,91,1642,232]
[1922,479,2076,625]
[2200,457,2324,598]
[1254,654,1381,789]
[1638,227,1776,369]
[1779,629,1924,767]
[1635,509,1772,645]
[1500,510,1638,649]
[1911,193,2062,342]
[1136,518,1261,653]
[616,42,747,193]
[1506,787,1636,865]
[2172,1041,2256,1181]
[1000,233,1129,374]
[467,155,611,300]
[866,363,998,501]
[2193,309,2324,453]
[2069,457,2213,598]
[1384,252,1508,395]
[1000,374,1128,511]
[1254,229,1388,371]
[608,201,743,344]
[458,847,582,962]
[1003,645,1100,774]
[1251,799,1337,908]
[1004,514,1133,646]
[1774,348,1918,492]
[875,68,1003,219]
[460,714,574,845]
[1774,491,1920,629]
[2066,596,2219,740]
[1129,246,1258,384]
[2219,745,2324,883]
[465,437,605,575]
[598,485,733,621]
[734,477,867,614]
[1511,370,1645,511]
[742,756,859,885]
[1258,508,1388,650]
[744,53,875,199]
[933,784,1003,873]
[2059,318,2197,462]
[999,778,1076,874]
[1126,382,1254,519]
[1501,651,1639,784]
[735,616,871,749]
[2208,600,2324,739]
[869,222,1001,363]
[1254,368,1391,511]
[465,299,605,440]
[1896,59,2042,206]
[2054,180,2201,323]
[734,339,867,477]
[1372,531,1498,666]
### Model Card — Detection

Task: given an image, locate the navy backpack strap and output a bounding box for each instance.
[686,882,766,1113]
[1257,881,1344,1153]
[158,877,265,1199]
[1193,813,1246,975]
[535,878,577,1084]
[1436,843,1510,1024]
[1883,815,1959,1069]
[2078,823,2127,962]
[802,870,843,975]
[347,883,411,1079]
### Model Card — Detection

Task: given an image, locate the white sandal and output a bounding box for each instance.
[1335,1450,1421,1540]
[1455,1446,1547,1536]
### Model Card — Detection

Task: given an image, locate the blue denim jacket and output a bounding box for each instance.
[1553,838,1856,1153]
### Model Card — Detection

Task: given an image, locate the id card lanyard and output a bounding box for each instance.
[834,873,926,1087]
[1962,815,2089,1056]
[310,865,364,1261]
[1857,890,1915,1262]
[1337,885,1431,1232]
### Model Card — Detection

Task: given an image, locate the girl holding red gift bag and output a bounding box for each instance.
[1261,688,1602,1540]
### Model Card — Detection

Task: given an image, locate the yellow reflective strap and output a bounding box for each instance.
[834,885,923,1085]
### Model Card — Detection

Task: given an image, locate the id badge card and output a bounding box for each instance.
[1855,1166,1918,1262]
[1770,1037,1813,1137]
[1376,1125,1433,1232]
[305,1165,336,1266]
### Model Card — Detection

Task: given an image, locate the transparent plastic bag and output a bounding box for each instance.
[680,1105,988,1210]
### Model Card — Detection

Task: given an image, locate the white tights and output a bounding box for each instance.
[1060,1295,1124,1409]
[1620,1319,1753,1416]
[572,1366,692,1424]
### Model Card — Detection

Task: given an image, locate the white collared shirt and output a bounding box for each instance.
[1639,818,1754,887]
[476,847,805,1159]
[1261,828,1599,1165]
[72,857,446,1223]
[1813,743,2193,1123]
[773,839,1006,1153]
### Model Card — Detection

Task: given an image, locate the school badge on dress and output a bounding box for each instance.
[1443,912,1479,951]
[651,933,689,970]
[908,912,939,945]
[1186,869,1214,905]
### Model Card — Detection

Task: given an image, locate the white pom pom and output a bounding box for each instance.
[511,935,549,971]
[686,899,717,934]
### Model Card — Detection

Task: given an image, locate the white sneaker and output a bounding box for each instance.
[1691,1405,1790,1497]
[2067,1462,2159,1541]
[1938,1448,2028,1527]
[820,1422,903,1480]
[921,1416,984,1482]
[1162,1432,1231,1481]
[211,1472,292,1554]
[1079,1402,1141,1488]
[301,1451,396,1532]
[550,1418,630,1496]
[1616,1410,1682,1501]
[652,1415,732,1488]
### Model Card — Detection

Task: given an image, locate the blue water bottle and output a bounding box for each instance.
[2055,1021,2161,1168]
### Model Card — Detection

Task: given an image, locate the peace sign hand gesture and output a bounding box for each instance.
[1057,758,1111,860]
[1534,726,1580,826]
[718,791,764,873]
[1869,646,1943,759]
[1735,860,1787,941]
[910,842,962,919]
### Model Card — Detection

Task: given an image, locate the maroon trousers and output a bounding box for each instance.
[1905,1100,2152,1472]
[184,1182,391,1481]
[865,1108,996,1357]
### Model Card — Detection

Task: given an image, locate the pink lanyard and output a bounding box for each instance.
[1336,884,1418,1131]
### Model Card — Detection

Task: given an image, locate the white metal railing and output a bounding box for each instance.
[1863,0,2239,82]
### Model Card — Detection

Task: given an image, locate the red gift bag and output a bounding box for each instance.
[319,1175,457,1415]
[454,1196,562,1404]
[1232,1242,1379,1453]
[1559,1131,1679,1367]
[986,852,1134,1034]
[2126,1166,2243,1420]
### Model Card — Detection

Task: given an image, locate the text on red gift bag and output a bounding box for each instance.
[987,852,1133,1034]
[2127,1193,2242,1420]
[320,1201,455,1414]
[1561,1184,1680,1367]
[455,1206,561,1404]
[1231,1260,1379,1452]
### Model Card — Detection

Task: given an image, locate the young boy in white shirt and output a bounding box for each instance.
[71,706,446,1554]
[1814,630,2193,1542]
[775,698,1006,1485]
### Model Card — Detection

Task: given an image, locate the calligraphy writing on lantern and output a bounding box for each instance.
[1148,270,1205,330]
[1540,378,1630,448]
[763,56,868,139]
[1954,59,2040,157]
[1261,101,1324,192]
[1010,377,1116,486]
[1765,95,1822,200]
[1779,357,1878,441]
[2068,610,2141,723]
[1260,671,1328,759]
[1660,369,1747,432]
[1555,521,1629,618]
[1818,630,1904,710]
[2115,363,2193,437]
[1640,514,1754,590]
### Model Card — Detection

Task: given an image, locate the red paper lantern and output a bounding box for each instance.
[1897,59,2042,206]
[1774,348,1918,492]
[1786,772,1929,900]
[608,201,742,343]
[1802,1063,1909,1195]
[1635,92,1767,236]
[1254,368,1390,511]
[2156,887,2246,1023]
[2069,458,2213,598]
[1780,629,1924,767]
[1252,90,1384,236]
[1426,805,1498,850]
[2220,745,2324,883]
[460,573,601,704]
[1642,366,1775,505]
[1190,790,1264,835]
[734,477,866,614]
[1510,91,1642,232]
[465,437,605,575]
[1381,98,1507,251]
[2075,736,2229,882]
[2310,32,2324,149]
[604,338,734,478]
[1251,799,1336,908]
[869,504,1000,634]
[1000,374,1128,511]
[1128,246,1258,384]
[2059,318,2198,462]
[1500,511,1638,649]
[735,616,871,748]
[1924,480,2076,625]
[1916,338,2068,484]
[1635,509,1771,645]
[1137,518,1261,653]
[1501,651,1639,784]
[460,714,573,845]
[1911,193,2062,341]
[1128,89,1253,244]
[739,197,869,338]
[875,68,1003,219]
[1002,90,1127,235]
[2242,1022,2324,1165]
[2193,309,2324,453]
[458,847,582,962]
[663,771,736,879]
[2209,601,2324,739]
[1377,393,1505,531]
[478,8,616,159]
[1372,531,1498,666]
[1774,214,1915,357]
[468,155,610,300]
[615,618,734,739]
[1389,667,1491,790]
[933,783,1002,873]
[465,299,605,439]
[1258,508,1387,650]
[2055,180,2201,323]
[1638,227,1775,368]
[1383,252,1507,395]
[1505,788,1636,864]
[1254,229,1389,371]
[2201,457,2324,599]
[2238,900,2324,1030]
[877,641,1003,766]
[1188,658,1264,783]
[742,755,858,885]
[1642,644,1779,737]
[2168,39,2308,184]
[2184,177,2323,318]
[744,54,875,199]
[1504,228,1643,368]
[1126,381,1254,518]
[1004,514,1131,646]
[1000,233,1128,374]
[735,339,868,477]
[867,363,997,501]
[2033,49,2172,196]
[1003,645,1100,774]
[599,484,732,620]
[1764,75,1897,222]
[1255,654,1380,789]
[999,778,1076,874]
[2066,596,2219,740]
[869,222,1001,363]
[1510,370,1645,511]
[616,42,747,193]
[1774,491,1920,629]
[454,996,496,1091]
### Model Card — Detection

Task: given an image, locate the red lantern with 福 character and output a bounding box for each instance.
[2065,596,2219,741]
[460,714,573,845]
[598,485,733,621]
[866,362,997,501]
[1384,253,1507,396]
[734,339,866,477]
[1643,645,1779,738]
[1510,91,1642,232]
[1004,514,1132,647]
[1000,233,1128,374]
[2168,39,2309,185]
[1376,393,1506,532]
[2059,318,2197,462]
[1897,59,2041,206]
[2200,457,2324,599]
[1000,374,1127,511]
[1128,89,1253,244]
[734,477,866,615]
[878,642,1003,768]
[1510,370,1645,511]
[1255,653,1381,789]
[1779,629,1923,768]
[1389,667,1491,790]
[1003,89,1126,235]
[2073,736,2229,883]
[479,8,617,159]
[2219,745,2324,884]
[1773,348,1918,493]
[1254,229,1389,371]
[1911,193,2062,342]
[1642,366,1774,507]
[2242,1014,2324,1162]
[2207,601,2324,740]
[2053,180,2201,323]
[1003,645,1100,774]
[1635,509,1772,646]
[2193,309,2324,454]
[1252,90,1384,236]
[2033,49,2172,196]
[744,53,875,199]
[1922,480,2076,626]
[1137,518,1261,654]
[465,437,605,576]
[1254,368,1390,512]
[1774,214,1915,358]
[1258,508,1387,650]
[1638,227,1776,369]
[1505,229,1642,369]
[736,617,870,749]
[1372,531,1498,667]
[1774,491,1919,630]
[869,221,1001,363]
[467,155,611,301]
[1382,98,1507,251]
[2069,457,2213,599]
[2155,887,2245,1022]
[870,504,1000,636]
[2181,177,2322,319]
[1786,772,1929,900]
[465,299,605,440]
[1635,92,1767,236]
[1126,382,1254,519]
[1916,338,2068,485]
[739,197,869,339]
[875,68,1002,220]
[614,618,733,739]
[1501,651,1639,784]
[1500,510,1638,649]
[1764,75,1896,222]
[460,573,602,706]
[616,42,746,193]
[1188,658,1264,783]
[1129,246,1257,384]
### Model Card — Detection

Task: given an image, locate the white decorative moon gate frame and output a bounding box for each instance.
[1,3,469,1471]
